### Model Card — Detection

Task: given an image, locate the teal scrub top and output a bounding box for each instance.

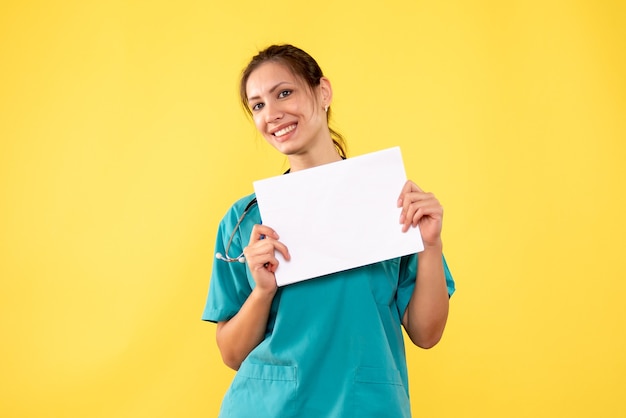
[203,193,455,418]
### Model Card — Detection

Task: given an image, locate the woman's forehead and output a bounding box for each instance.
[246,62,307,97]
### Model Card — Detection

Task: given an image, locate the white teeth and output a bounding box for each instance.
[273,124,296,137]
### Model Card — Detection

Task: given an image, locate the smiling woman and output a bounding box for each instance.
[239,45,347,165]
[2,1,625,417]
[244,61,338,168]
[202,44,455,418]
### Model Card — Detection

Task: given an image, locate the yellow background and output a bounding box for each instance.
[1,1,624,417]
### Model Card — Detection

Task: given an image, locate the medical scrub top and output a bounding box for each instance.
[203,193,455,418]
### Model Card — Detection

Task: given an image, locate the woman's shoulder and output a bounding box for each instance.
[226,192,257,214]
[218,192,258,228]
[211,193,258,253]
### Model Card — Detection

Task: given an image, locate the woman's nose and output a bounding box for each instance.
[264,102,283,123]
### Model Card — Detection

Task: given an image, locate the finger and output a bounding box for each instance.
[414,204,444,229]
[409,205,442,227]
[245,242,277,271]
[261,255,279,273]
[261,245,289,273]
[400,191,430,226]
[402,196,441,231]
[397,180,413,207]
[398,179,428,212]
[244,237,290,269]
[398,182,419,221]
[397,180,426,206]
[271,240,291,262]
[250,224,279,242]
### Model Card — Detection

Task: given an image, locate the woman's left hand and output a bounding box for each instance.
[397,180,443,248]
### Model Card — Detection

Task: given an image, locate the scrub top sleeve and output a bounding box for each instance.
[202,207,253,323]
[396,254,418,321]
[442,254,456,297]
[395,254,456,320]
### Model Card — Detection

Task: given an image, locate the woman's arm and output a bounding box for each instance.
[397,180,450,348]
[216,286,276,370]
[402,242,449,348]
[216,224,290,370]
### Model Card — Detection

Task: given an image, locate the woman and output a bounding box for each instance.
[203,44,455,418]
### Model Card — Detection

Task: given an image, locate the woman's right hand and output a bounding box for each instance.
[217,225,290,370]
[243,224,290,293]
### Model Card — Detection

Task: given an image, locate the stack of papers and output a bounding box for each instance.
[253,147,423,286]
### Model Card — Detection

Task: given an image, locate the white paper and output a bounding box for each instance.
[253,147,423,286]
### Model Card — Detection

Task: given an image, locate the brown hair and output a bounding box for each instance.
[239,44,347,158]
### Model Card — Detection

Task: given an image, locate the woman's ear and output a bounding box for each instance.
[319,76,333,110]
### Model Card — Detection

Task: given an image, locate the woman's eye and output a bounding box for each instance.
[251,102,264,111]
[278,90,292,98]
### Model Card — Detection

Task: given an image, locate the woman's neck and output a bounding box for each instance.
[287,146,343,172]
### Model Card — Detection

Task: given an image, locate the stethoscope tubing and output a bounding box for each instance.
[214,198,258,263]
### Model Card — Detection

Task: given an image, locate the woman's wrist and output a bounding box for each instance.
[422,238,443,253]
[251,284,278,301]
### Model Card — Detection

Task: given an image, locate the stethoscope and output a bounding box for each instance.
[214,197,258,263]
[214,160,343,264]
[214,167,295,263]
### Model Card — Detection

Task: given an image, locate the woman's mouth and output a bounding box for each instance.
[273,124,296,138]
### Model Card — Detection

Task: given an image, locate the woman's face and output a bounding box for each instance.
[245,61,330,157]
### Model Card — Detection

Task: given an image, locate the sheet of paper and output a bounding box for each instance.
[253,146,423,286]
